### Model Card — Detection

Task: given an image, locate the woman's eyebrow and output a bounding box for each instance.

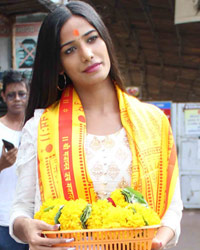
[60,29,96,49]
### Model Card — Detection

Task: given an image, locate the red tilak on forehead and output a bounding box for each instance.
[73,29,79,36]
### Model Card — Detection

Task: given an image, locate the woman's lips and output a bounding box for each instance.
[83,63,101,73]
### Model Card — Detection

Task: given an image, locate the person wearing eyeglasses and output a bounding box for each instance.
[0,70,29,250]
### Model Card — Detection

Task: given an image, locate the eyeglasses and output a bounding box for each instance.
[6,91,27,101]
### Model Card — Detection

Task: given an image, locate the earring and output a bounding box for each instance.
[57,74,67,91]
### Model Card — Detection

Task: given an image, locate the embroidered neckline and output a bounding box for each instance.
[87,127,125,138]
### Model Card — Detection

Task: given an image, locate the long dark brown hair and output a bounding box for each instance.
[25,1,125,122]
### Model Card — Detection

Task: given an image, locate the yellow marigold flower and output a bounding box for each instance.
[125,211,146,228]
[59,199,88,230]
[40,204,63,225]
[34,210,43,220]
[87,200,113,229]
[43,198,67,209]
[34,198,68,222]
[87,201,146,229]
[127,203,161,226]
[110,189,129,208]
[103,206,145,228]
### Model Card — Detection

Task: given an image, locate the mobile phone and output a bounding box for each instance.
[2,139,14,151]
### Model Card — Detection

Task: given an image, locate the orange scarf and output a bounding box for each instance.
[38,85,178,218]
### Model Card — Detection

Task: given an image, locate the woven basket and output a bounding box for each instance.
[43,225,160,250]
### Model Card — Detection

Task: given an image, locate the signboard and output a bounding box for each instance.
[175,0,200,24]
[15,23,41,69]
[148,101,171,123]
[184,108,200,135]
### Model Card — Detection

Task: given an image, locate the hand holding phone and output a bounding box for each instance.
[2,139,15,151]
[0,139,17,171]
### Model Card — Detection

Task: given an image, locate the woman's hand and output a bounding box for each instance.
[13,217,74,250]
[151,226,174,250]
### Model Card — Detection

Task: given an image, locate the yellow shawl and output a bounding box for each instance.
[38,85,178,218]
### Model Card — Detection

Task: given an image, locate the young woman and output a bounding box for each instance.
[10,1,183,250]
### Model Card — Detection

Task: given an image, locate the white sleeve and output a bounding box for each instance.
[161,177,183,248]
[9,110,43,243]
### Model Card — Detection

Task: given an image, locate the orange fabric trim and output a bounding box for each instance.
[38,104,64,202]
[161,142,178,217]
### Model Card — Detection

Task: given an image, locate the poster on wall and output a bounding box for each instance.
[15,23,41,70]
[175,0,200,24]
[184,107,200,135]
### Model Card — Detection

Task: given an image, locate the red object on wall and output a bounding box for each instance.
[148,101,171,123]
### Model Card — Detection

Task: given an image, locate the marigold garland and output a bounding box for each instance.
[34,198,68,223]
[34,188,161,230]
[59,199,88,230]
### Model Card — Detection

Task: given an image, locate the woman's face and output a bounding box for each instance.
[60,15,111,89]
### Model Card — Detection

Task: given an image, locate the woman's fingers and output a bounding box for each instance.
[35,220,60,231]
[29,237,75,250]
[38,235,74,246]
[27,219,75,249]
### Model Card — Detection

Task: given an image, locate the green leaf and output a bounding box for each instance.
[121,187,148,206]
[143,216,149,226]
[80,204,92,229]
[54,205,64,224]
[44,205,55,212]
[121,189,132,203]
